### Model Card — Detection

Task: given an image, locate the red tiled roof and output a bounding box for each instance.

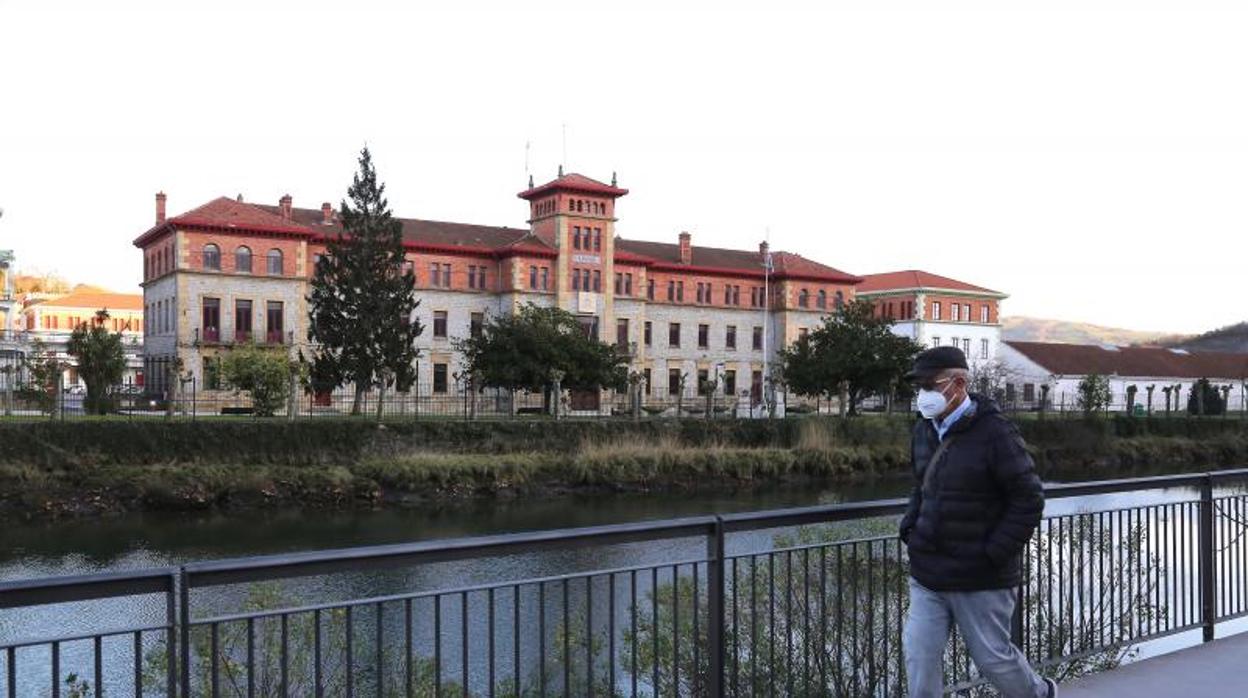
[133,197,315,245]
[858,270,1003,296]
[518,173,628,199]
[33,289,144,312]
[614,238,861,283]
[1006,341,1248,379]
[274,205,552,257]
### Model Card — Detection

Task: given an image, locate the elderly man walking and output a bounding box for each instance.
[898,347,1056,698]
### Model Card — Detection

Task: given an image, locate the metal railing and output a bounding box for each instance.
[3,468,1248,695]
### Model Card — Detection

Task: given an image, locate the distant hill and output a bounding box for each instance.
[1002,316,1187,346]
[1172,322,1248,354]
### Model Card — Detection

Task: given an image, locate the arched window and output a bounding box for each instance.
[817,290,827,310]
[235,246,252,273]
[798,288,809,308]
[267,248,284,275]
[576,200,583,212]
[569,199,575,212]
[834,290,845,310]
[202,243,221,271]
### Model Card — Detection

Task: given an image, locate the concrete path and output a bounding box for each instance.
[1061,632,1248,697]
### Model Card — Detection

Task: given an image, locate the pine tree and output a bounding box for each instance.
[308,148,422,415]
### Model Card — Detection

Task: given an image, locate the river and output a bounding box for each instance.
[2,468,1246,695]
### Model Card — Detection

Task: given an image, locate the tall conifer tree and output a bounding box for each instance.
[308,147,421,415]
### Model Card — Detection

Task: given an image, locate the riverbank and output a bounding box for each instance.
[2,417,1246,520]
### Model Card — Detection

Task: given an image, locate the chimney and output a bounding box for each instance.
[321,202,333,225]
[279,194,293,220]
[679,231,692,264]
[155,192,167,225]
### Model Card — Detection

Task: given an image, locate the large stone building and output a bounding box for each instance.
[134,172,864,412]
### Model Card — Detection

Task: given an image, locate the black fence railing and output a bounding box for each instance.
[3,469,1248,695]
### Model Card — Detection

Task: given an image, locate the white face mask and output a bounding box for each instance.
[916,379,956,419]
[915,389,948,419]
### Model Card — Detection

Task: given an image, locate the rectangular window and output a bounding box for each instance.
[733,286,741,306]
[644,321,652,346]
[592,270,601,292]
[593,228,601,251]
[751,370,763,404]
[615,273,623,295]
[963,338,971,354]
[578,316,599,339]
[669,322,681,348]
[676,282,684,302]
[932,336,941,348]
[980,305,990,323]
[541,267,550,290]
[433,363,448,393]
[530,265,538,289]
[234,300,252,342]
[643,368,652,395]
[572,268,581,292]
[647,279,655,300]
[430,262,441,287]
[698,324,709,349]
[752,326,763,350]
[726,325,737,350]
[950,303,959,322]
[1005,383,1016,404]
[573,226,581,250]
[266,301,284,343]
[667,280,675,302]
[201,298,220,342]
[1023,383,1036,403]
[433,311,448,338]
[668,369,682,396]
[724,370,736,397]
[724,285,732,305]
[697,369,710,396]
[442,263,451,288]
[470,312,484,338]
[932,301,942,321]
[616,318,629,349]
[468,266,478,289]
[981,338,989,359]
[696,283,705,304]
[625,273,632,296]
[963,304,971,322]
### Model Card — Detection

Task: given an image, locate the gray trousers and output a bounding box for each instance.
[903,578,1048,698]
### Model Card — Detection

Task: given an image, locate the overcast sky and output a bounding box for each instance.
[2,0,1245,334]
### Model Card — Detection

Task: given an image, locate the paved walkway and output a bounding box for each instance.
[1062,632,1248,697]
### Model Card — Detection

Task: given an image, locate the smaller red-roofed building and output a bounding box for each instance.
[857,270,1008,364]
[13,286,146,390]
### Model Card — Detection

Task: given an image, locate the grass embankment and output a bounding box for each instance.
[0,417,1245,519]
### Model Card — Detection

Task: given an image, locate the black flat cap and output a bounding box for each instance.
[906,346,969,382]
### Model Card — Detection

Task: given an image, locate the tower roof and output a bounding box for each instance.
[518,172,628,200]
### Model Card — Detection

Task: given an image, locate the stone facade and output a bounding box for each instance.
[133,174,897,412]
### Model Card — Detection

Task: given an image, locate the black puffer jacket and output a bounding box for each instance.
[899,395,1044,591]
